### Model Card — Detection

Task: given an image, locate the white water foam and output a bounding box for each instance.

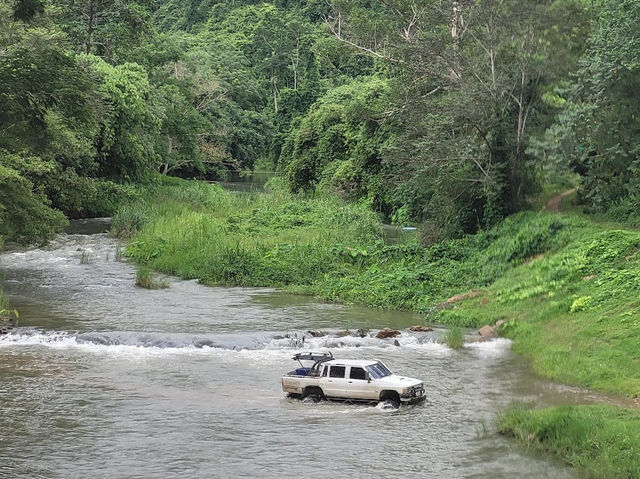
[0,329,450,361]
[0,331,218,360]
[464,337,512,357]
[265,332,443,351]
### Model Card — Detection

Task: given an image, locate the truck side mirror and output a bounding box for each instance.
[365,372,371,383]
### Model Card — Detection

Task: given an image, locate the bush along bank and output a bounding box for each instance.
[115,179,640,476]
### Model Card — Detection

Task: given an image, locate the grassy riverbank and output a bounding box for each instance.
[116,180,640,476]
[498,405,640,478]
[114,179,382,286]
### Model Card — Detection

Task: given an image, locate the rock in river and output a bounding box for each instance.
[478,325,496,338]
[307,330,327,338]
[409,325,433,332]
[376,328,401,339]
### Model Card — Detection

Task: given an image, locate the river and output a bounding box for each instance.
[0,222,623,478]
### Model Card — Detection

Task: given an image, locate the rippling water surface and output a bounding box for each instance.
[0,224,621,478]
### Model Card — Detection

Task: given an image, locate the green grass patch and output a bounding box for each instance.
[0,286,18,324]
[443,326,465,350]
[119,179,382,287]
[79,250,91,264]
[135,266,169,290]
[498,405,640,478]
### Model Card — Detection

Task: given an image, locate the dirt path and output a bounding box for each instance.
[546,188,577,213]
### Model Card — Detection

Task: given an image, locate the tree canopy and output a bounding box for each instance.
[1,0,637,243]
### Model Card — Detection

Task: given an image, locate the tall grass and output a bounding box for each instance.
[135,267,169,290]
[121,180,382,287]
[111,204,150,239]
[0,286,18,323]
[0,288,9,316]
[80,250,91,264]
[443,327,465,349]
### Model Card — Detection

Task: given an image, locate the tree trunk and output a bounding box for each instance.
[451,1,461,46]
[292,38,299,91]
[86,0,95,54]
[272,75,279,113]
[161,135,173,175]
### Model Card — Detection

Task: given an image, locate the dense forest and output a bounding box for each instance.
[1,0,639,244]
[3,2,640,474]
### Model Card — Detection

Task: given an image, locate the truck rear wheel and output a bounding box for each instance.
[302,386,325,403]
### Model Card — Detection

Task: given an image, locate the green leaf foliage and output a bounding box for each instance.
[533,0,640,216]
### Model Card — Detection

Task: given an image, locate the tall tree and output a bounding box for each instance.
[51,0,152,62]
[322,0,581,234]
[532,0,640,214]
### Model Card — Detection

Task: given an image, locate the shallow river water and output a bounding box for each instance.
[0,225,626,478]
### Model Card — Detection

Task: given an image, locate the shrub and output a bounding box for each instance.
[569,296,592,313]
[44,169,141,218]
[0,178,68,244]
[443,327,465,349]
[135,267,169,289]
[111,204,150,238]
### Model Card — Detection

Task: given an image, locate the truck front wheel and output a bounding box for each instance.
[379,391,401,409]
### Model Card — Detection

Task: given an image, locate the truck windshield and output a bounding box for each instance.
[366,362,392,379]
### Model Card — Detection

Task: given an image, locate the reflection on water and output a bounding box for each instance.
[66,217,112,235]
[0,224,594,478]
[211,171,276,193]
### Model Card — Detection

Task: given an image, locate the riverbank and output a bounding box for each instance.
[498,405,640,478]
[115,179,640,476]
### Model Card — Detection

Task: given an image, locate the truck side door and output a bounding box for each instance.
[322,365,347,398]
[346,366,377,400]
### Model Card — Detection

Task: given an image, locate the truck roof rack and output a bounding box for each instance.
[292,351,333,363]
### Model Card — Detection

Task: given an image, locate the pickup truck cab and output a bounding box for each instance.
[282,352,425,407]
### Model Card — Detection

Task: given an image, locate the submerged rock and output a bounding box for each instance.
[272,334,290,340]
[470,336,488,343]
[355,328,369,338]
[194,339,215,349]
[478,325,496,338]
[306,330,326,338]
[376,328,401,339]
[409,325,433,332]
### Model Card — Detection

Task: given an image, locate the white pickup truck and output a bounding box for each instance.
[281,352,425,407]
